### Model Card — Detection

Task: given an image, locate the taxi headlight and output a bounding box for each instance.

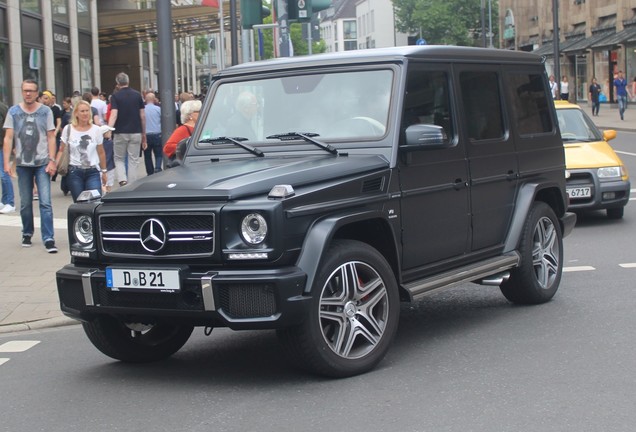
[597,166,621,179]
[240,213,267,245]
[73,215,94,246]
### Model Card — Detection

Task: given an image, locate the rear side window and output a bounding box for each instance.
[460,71,504,141]
[507,73,554,135]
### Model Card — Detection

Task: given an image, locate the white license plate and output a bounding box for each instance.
[567,187,591,198]
[105,268,181,292]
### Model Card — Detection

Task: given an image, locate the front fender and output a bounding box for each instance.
[295,210,395,294]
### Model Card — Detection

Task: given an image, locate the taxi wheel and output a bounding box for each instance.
[607,207,624,219]
[82,315,193,363]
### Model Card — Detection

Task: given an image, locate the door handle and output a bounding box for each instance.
[506,170,517,181]
[453,179,467,190]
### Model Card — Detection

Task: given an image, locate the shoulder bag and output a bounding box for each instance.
[57,125,71,176]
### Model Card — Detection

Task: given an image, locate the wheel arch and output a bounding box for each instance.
[504,182,566,253]
[295,211,400,296]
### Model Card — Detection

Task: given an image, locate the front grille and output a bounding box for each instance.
[100,213,214,258]
[218,283,277,319]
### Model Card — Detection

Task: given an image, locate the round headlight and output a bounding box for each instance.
[240,213,267,245]
[73,215,93,246]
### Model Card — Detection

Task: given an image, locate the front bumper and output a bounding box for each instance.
[566,171,630,212]
[56,264,310,330]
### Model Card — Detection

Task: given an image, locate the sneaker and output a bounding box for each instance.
[22,235,32,248]
[33,193,39,201]
[0,204,16,214]
[44,240,58,253]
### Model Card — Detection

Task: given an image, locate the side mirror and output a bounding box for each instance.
[401,124,449,152]
[603,129,617,142]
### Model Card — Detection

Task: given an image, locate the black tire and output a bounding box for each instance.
[82,315,194,363]
[278,239,400,378]
[500,202,563,304]
[607,207,624,219]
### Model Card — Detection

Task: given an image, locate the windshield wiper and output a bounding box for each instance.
[266,132,339,155]
[198,136,264,157]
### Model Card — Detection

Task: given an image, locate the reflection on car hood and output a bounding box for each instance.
[102,155,389,202]
[564,141,624,170]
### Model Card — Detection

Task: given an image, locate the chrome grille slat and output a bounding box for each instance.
[99,213,215,258]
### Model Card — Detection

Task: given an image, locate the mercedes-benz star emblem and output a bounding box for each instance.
[139,218,167,253]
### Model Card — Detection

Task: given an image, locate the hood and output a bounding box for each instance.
[564,141,624,170]
[103,154,389,202]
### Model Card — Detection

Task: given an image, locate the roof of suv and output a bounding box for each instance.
[215,46,545,77]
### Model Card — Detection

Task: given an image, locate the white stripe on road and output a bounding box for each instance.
[563,266,596,272]
[616,150,636,157]
[0,358,9,366]
[619,263,636,268]
[0,340,41,353]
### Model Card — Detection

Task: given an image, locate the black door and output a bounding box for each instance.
[398,65,470,271]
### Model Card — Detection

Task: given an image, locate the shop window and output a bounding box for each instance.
[20,0,40,14]
[80,57,92,93]
[22,47,43,89]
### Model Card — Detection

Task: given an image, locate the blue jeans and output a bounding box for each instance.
[16,165,54,242]
[66,166,102,202]
[617,95,627,118]
[143,133,163,175]
[0,150,15,206]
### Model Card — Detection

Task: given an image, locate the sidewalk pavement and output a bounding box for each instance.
[1,105,635,334]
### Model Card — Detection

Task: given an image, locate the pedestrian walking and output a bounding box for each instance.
[56,100,107,202]
[90,86,107,125]
[589,77,602,116]
[107,72,146,186]
[614,70,629,120]
[560,76,569,101]
[143,92,163,175]
[549,75,558,100]
[2,79,58,252]
[0,100,15,214]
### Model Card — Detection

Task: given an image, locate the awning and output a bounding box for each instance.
[98,4,225,47]
[561,29,615,54]
[532,42,553,56]
[591,26,636,48]
[532,35,585,57]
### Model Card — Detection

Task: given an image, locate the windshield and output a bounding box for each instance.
[556,108,603,142]
[199,69,393,144]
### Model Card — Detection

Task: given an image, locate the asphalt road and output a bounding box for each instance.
[1,133,635,432]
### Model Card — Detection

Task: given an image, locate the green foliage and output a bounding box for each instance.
[392,0,499,46]
[194,36,210,63]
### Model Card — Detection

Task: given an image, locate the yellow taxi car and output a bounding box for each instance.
[555,101,630,219]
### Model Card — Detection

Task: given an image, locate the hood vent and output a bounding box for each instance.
[361,177,384,193]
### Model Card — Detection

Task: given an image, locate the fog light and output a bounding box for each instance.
[603,192,616,200]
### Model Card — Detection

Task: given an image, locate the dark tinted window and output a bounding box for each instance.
[460,71,504,141]
[508,73,554,135]
[403,69,453,140]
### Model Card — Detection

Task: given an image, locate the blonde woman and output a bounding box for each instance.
[56,100,107,202]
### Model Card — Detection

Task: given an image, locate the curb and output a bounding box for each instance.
[0,316,78,335]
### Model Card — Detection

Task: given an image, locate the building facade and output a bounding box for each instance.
[0,0,99,105]
[355,0,408,49]
[500,0,636,103]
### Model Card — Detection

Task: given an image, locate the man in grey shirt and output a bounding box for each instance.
[143,92,162,175]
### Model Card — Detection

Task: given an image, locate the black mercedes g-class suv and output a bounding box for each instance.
[57,46,575,377]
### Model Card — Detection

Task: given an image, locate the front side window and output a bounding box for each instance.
[402,68,454,140]
[460,71,504,141]
[201,69,393,145]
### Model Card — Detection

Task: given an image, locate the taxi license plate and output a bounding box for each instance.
[567,187,591,198]
[106,268,181,292]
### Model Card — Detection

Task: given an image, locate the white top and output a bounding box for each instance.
[61,124,104,169]
[560,81,569,94]
[90,99,108,125]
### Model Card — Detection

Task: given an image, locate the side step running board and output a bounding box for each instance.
[403,252,520,300]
